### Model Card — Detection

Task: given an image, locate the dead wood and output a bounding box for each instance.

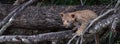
[0,4,119,43]
[0,5,112,30]
[0,30,73,43]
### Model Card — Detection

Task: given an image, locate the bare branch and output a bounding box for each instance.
[75,37,80,44]
[67,34,77,44]
[114,0,120,9]
[0,30,73,43]
[0,0,37,28]
[114,0,120,13]
[80,0,86,6]
[99,0,114,15]
[80,0,84,6]
[0,18,14,35]
[0,0,37,35]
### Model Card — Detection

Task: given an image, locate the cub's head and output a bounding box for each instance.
[60,13,76,28]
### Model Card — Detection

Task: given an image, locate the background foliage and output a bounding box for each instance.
[37,0,114,5]
[0,0,115,5]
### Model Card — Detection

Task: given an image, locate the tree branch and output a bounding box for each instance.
[0,0,37,35]
[0,30,73,43]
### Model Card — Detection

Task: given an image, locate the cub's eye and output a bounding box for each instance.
[71,14,75,18]
[67,20,71,22]
[60,13,64,17]
[66,21,68,22]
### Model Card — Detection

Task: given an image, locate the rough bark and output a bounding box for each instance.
[0,4,112,30]
[0,30,73,43]
[0,4,119,44]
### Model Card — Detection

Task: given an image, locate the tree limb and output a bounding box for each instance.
[0,0,37,35]
[0,30,73,43]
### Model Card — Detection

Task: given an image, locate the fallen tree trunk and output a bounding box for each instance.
[0,4,111,30]
[0,13,119,43]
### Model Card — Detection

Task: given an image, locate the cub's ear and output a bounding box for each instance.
[60,13,64,17]
[71,14,75,18]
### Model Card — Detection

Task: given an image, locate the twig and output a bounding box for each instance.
[80,0,83,6]
[114,0,120,13]
[111,18,118,32]
[99,0,114,15]
[0,18,14,35]
[67,34,77,44]
[76,37,80,44]
[95,33,100,44]
[80,35,83,44]
[108,18,118,44]
[80,0,86,6]
[114,0,120,9]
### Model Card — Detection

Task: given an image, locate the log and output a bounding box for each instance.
[0,4,119,43]
[0,4,112,30]
[0,30,73,43]
[0,10,119,43]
